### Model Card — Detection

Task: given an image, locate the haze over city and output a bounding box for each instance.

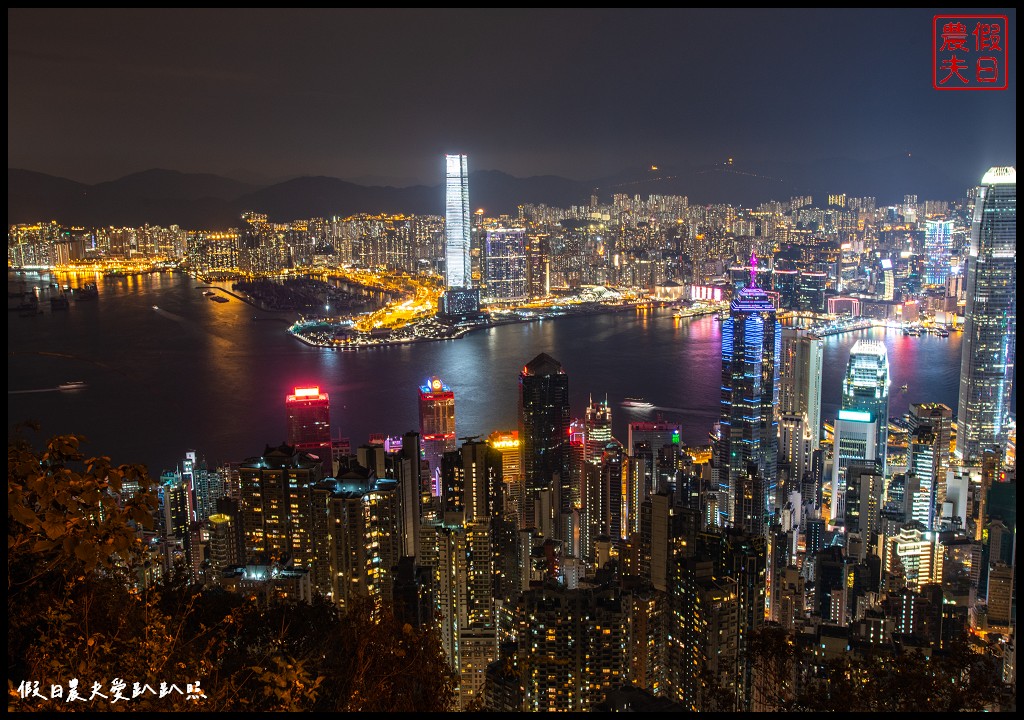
[7,8,1016,192]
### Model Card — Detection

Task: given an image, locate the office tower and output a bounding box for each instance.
[526,232,551,299]
[440,438,503,523]
[924,219,954,286]
[717,269,781,529]
[986,563,1014,629]
[842,464,884,560]
[881,522,942,593]
[909,403,952,477]
[957,166,1016,465]
[418,376,456,494]
[841,340,890,475]
[628,442,652,537]
[772,268,799,309]
[779,414,814,493]
[627,420,682,459]
[779,328,824,446]
[445,153,471,290]
[488,430,522,524]
[285,386,333,471]
[907,406,951,531]
[831,409,879,525]
[601,441,627,542]
[392,431,425,559]
[483,227,528,302]
[584,395,613,465]
[518,353,571,532]
[796,271,827,312]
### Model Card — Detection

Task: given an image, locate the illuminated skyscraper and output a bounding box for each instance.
[518,353,571,532]
[957,166,1016,465]
[419,376,456,493]
[924,219,954,286]
[830,409,878,525]
[779,328,823,447]
[841,341,890,476]
[584,395,613,466]
[445,153,472,290]
[717,263,781,529]
[285,386,332,470]
[483,227,528,301]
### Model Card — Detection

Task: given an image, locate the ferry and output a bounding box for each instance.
[58,381,87,391]
[76,283,99,300]
[622,397,654,409]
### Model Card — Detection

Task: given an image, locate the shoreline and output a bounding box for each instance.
[287,301,709,350]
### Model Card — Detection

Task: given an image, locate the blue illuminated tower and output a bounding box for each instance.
[924,219,954,286]
[445,153,471,290]
[957,166,1016,465]
[717,256,781,531]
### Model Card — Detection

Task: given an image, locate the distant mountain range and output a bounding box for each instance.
[8,155,969,228]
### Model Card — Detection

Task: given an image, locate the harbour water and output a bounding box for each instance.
[8,270,974,477]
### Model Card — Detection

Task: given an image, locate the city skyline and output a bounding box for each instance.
[8,177,1017,711]
[7,24,1017,702]
[7,9,1016,194]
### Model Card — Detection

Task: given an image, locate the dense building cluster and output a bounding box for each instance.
[8,162,1016,711]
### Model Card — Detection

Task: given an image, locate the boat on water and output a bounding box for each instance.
[50,295,70,310]
[58,381,87,391]
[76,283,99,300]
[210,295,229,303]
[900,384,909,392]
[202,290,215,296]
[622,397,654,409]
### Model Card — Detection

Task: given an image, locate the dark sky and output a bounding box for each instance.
[7,8,1016,187]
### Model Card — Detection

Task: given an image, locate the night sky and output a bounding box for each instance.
[8,8,1017,187]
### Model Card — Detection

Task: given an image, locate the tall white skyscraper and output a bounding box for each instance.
[841,340,890,476]
[445,153,471,290]
[957,166,1016,465]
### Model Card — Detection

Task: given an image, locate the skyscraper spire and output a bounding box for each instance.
[750,251,758,289]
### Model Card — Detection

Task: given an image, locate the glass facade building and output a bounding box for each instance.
[841,340,890,476]
[419,376,456,495]
[483,228,528,301]
[924,219,954,286]
[957,167,1016,465]
[445,153,472,290]
[717,282,781,528]
[518,353,571,531]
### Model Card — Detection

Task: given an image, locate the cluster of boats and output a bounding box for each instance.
[903,325,950,337]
